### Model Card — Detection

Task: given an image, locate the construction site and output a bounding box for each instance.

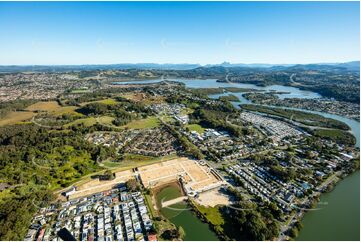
[64,157,226,203]
[137,157,225,197]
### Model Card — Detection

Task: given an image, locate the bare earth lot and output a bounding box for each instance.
[68,170,134,199]
[195,188,232,207]
[64,157,228,207]
[138,157,224,193]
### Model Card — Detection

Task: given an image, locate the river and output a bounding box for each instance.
[296,171,360,241]
[115,78,360,240]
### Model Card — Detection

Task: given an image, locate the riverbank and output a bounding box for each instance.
[297,170,360,240]
[155,185,219,241]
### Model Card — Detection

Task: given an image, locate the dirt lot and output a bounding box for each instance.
[138,157,222,193]
[68,170,133,199]
[195,188,232,207]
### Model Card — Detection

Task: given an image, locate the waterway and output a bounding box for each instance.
[116,78,360,240]
[155,185,218,241]
[115,78,321,99]
[296,171,360,241]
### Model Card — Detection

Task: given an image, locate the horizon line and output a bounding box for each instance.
[0,60,359,67]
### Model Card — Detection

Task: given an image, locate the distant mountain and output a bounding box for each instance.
[280,61,360,72]
[335,61,360,71]
[0,61,358,73]
[199,61,360,71]
[205,62,294,68]
[0,63,201,73]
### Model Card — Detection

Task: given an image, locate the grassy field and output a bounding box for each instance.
[98,154,179,172]
[121,116,160,129]
[181,107,194,115]
[101,160,123,168]
[25,101,82,118]
[64,117,97,127]
[64,115,115,128]
[122,153,178,163]
[25,101,61,111]
[120,92,165,105]
[54,106,83,116]
[160,115,176,123]
[70,89,92,94]
[96,98,118,105]
[0,111,35,126]
[186,123,205,134]
[144,194,157,218]
[79,98,118,106]
[97,116,115,124]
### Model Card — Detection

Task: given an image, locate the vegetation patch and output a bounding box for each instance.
[185,123,205,134]
[96,98,118,105]
[193,203,224,226]
[312,128,356,145]
[122,116,160,129]
[219,94,240,102]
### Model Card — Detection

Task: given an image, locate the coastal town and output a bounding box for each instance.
[4,78,354,241]
[0,2,360,241]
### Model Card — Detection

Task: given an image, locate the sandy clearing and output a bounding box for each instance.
[195,188,232,207]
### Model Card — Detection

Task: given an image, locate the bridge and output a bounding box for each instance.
[161,196,188,207]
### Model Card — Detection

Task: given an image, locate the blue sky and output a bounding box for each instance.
[0,1,359,65]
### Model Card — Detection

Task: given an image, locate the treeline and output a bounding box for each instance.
[198,187,281,241]
[0,123,117,240]
[75,98,150,127]
[0,187,55,240]
[0,99,37,118]
[164,124,204,160]
[190,102,245,138]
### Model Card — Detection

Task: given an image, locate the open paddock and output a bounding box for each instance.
[0,111,35,126]
[25,101,61,112]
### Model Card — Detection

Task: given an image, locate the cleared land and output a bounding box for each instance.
[68,170,134,199]
[26,101,81,116]
[0,101,81,126]
[25,101,61,111]
[195,188,232,207]
[58,154,178,198]
[0,111,35,126]
[79,98,118,106]
[138,157,223,193]
[64,115,114,127]
[121,92,164,104]
[121,116,160,129]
